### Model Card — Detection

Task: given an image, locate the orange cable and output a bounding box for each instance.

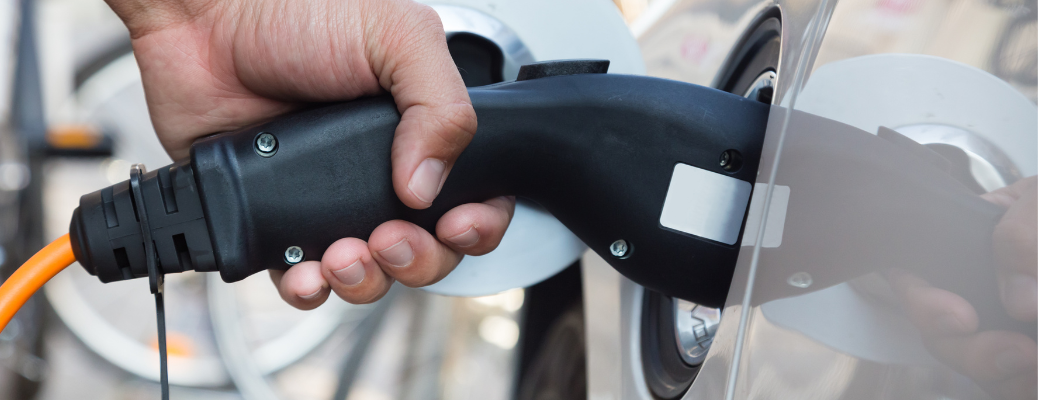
[0,234,76,333]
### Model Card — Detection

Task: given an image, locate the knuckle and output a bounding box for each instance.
[293,297,324,311]
[354,289,388,304]
[338,289,375,304]
[415,103,477,152]
[398,273,436,288]
[444,103,478,137]
[384,2,444,50]
[464,247,493,257]
[409,3,442,29]
[395,264,443,288]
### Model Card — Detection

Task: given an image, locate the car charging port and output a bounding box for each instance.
[641,8,780,399]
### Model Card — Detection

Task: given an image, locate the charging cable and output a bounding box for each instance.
[0,234,76,332]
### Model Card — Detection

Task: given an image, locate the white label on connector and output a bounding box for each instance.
[659,164,752,245]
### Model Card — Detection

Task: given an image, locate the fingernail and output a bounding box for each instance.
[981,192,1015,208]
[332,260,365,286]
[996,349,1036,373]
[446,227,480,248]
[1002,273,1038,314]
[408,158,446,204]
[937,312,968,333]
[378,239,414,268]
[299,287,324,300]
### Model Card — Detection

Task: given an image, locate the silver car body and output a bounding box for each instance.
[588,0,1036,398]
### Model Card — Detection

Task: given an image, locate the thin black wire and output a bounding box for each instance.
[155,291,169,400]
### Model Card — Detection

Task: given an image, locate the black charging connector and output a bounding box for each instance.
[69,65,770,308]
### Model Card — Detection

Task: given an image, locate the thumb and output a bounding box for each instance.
[367,1,477,209]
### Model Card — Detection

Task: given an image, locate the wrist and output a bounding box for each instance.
[104,0,220,38]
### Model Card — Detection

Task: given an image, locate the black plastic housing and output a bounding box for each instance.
[192,74,769,307]
[70,73,769,307]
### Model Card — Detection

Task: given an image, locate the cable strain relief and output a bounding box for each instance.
[69,160,217,283]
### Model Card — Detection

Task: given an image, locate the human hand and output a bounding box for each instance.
[890,176,1037,400]
[104,0,515,307]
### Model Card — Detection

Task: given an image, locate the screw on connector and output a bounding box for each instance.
[255,132,278,157]
[719,149,742,172]
[610,239,629,258]
[787,272,813,288]
[284,246,304,265]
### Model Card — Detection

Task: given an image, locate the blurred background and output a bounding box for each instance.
[0,0,1034,399]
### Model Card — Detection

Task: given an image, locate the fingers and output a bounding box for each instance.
[989,177,1038,277]
[983,176,1038,321]
[365,1,478,209]
[888,177,1038,399]
[998,270,1038,322]
[992,182,1038,321]
[268,262,330,310]
[280,196,514,307]
[888,270,979,336]
[273,226,454,308]
[368,220,463,287]
[436,196,516,255]
[981,176,1037,208]
[365,196,514,286]
[320,238,395,304]
[890,270,1038,399]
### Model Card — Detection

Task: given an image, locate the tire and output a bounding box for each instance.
[517,304,587,400]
